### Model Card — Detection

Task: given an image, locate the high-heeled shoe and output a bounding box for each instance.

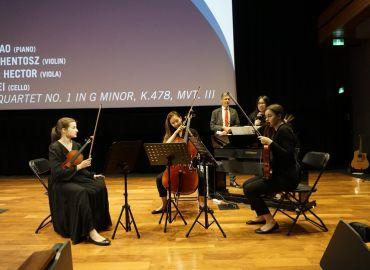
[255,222,279,234]
[87,236,111,246]
[151,208,164,214]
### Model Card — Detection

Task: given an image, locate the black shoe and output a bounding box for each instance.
[87,237,111,246]
[151,208,164,214]
[230,181,241,188]
[255,222,279,234]
[246,219,266,225]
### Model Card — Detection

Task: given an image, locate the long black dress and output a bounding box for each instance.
[48,140,112,244]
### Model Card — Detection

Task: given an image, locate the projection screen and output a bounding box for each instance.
[0,0,236,109]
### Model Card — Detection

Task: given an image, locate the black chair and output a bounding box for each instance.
[272,151,330,235]
[320,220,370,270]
[29,158,52,234]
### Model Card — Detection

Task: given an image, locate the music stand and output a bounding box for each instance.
[110,141,141,239]
[144,142,189,232]
[186,136,226,238]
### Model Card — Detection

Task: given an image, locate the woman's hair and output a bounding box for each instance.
[163,111,181,142]
[256,95,270,108]
[51,117,76,142]
[266,104,285,119]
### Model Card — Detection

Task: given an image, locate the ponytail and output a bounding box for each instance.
[50,126,60,142]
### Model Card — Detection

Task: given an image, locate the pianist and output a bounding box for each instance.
[210,92,241,188]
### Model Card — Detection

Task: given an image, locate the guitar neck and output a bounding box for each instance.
[359,135,363,155]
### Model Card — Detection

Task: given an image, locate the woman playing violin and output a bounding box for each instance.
[243,104,300,234]
[48,117,112,245]
[151,111,205,214]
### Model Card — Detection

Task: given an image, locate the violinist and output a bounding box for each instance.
[151,111,206,214]
[242,104,300,234]
[48,117,112,245]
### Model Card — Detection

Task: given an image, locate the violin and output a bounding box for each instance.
[162,88,200,194]
[227,92,272,180]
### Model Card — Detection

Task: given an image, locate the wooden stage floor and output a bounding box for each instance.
[0,172,369,270]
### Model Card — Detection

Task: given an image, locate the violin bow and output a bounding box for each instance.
[227,92,262,137]
[89,103,102,158]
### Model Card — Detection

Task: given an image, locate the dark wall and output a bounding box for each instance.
[0,0,354,175]
[350,40,370,165]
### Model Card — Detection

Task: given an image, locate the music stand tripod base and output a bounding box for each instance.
[112,169,140,239]
[186,137,226,238]
[144,142,190,232]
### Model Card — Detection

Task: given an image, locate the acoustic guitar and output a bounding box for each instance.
[351,134,369,171]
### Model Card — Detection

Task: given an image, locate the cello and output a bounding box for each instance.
[162,89,200,194]
[226,92,272,180]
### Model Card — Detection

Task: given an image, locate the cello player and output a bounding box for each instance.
[151,111,206,214]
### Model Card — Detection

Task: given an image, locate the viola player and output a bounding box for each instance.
[48,117,112,245]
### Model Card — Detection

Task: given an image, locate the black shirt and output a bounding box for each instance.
[270,123,299,183]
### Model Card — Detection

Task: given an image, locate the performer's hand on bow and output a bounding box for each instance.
[258,136,273,145]
[175,125,186,134]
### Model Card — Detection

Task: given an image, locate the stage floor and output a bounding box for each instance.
[0,172,369,270]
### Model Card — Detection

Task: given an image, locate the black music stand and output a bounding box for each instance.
[110,141,141,239]
[186,136,226,238]
[144,142,189,232]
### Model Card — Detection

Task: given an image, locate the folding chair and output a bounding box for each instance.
[272,151,330,235]
[29,158,52,234]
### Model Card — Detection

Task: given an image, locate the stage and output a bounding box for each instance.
[0,172,369,270]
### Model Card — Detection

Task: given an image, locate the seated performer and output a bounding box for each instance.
[210,92,241,187]
[48,117,112,245]
[151,111,206,214]
[243,104,300,234]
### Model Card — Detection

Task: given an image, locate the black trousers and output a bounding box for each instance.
[243,175,298,216]
[156,170,206,197]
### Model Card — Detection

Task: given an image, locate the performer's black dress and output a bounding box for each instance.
[48,141,112,244]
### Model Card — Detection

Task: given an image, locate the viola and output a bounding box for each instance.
[61,104,102,169]
[61,138,92,169]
